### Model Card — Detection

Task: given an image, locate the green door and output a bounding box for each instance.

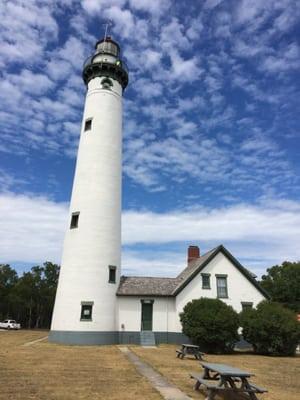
[141,302,153,331]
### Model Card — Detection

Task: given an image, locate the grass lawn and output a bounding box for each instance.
[0,330,162,400]
[131,344,300,400]
[1,331,299,400]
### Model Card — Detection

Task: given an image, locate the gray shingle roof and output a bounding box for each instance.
[117,247,218,296]
[117,276,177,296]
[116,245,269,299]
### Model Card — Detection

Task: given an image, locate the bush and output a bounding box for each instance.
[240,301,300,356]
[180,298,239,353]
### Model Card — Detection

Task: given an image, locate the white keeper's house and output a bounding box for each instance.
[116,245,269,345]
[49,36,268,346]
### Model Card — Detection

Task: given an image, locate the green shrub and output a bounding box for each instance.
[180,298,239,353]
[240,301,300,356]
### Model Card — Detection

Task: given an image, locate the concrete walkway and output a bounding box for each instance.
[119,347,192,400]
[23,336,48,346]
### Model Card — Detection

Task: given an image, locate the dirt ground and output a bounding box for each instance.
[0,330,161,400]
[132,344,300,400]
[1,330,299,400]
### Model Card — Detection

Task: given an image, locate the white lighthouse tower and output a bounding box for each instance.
[49,37,128,345]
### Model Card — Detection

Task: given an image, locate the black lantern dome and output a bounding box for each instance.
[82,37,128,90]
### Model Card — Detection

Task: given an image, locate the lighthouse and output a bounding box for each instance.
[49,37,128,345]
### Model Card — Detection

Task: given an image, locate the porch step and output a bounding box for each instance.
[140,331,156,346]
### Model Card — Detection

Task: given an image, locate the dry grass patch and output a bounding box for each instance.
[131,345,300,400]
[0,331,162,400]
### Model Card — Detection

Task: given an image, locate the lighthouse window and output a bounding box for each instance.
[80,302,93,321]
[108,265,116,283]
[70,212,80,229]
[84,119,92,131]
[101,78,113,90]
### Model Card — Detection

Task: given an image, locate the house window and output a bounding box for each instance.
[80,302,93,321]
[241,302,253,311]
[108,266,116,283]
[70,212,80,229]
[201,273,211,289]
[84,119,92,131]
[216,275,228,298]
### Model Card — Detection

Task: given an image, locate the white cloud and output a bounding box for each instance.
[46,59,73,81]
[103,6,135,39]
[122,249,185,277]
[203,0,223,10]
[134,78,163,98]
[186,17,204,40]
[169,50,202,82]
[54,36,87,70]
[123,202,299,246]
[259,42,300,74]
[129,0,171,16]
[0,0,58,66]
[160,18,191,52]
[235,0,266,24]
[122,201,300,276]
[142,49,162,68]
[0,170,28,192]
[7,69,54,95]
[0,193,299,276]
[0,193,68,263]
[82,0,126,14]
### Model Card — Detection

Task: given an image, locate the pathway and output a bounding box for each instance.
[23,336,48,346]
[119,346,193,400]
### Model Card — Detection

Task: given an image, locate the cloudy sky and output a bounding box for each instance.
[0,0,299,278]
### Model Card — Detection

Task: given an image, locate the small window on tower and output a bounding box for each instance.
[84,119,92,131]
[80,301,93,321]
[101,78,113,90]
[108,265,116,283]
[70,212,80,229]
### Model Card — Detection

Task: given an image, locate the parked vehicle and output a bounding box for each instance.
[0,320,21,330]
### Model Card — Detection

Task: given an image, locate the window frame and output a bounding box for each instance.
[216,274,228,298]
[80,301,94,321]
[201,273,211,289]
[101,77,113,90]
[70,212,80,229]
[241,302,253,311]
[108,265,117,284]
[84,118,92,132]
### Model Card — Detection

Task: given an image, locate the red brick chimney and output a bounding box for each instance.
[187,245,200,263]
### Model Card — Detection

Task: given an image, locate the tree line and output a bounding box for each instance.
[0,259,299,329]
[259,261,300,313]
[0,262,59,329]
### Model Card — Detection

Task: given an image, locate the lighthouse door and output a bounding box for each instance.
[141,301,153,331]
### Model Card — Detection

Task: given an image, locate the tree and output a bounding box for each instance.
[0,264,18,320]
[0,262,60,329]
[180,298,240,353]
[240,301,300,356]
[260,261,300,312]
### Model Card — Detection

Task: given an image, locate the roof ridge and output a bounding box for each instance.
[175,246,219,279]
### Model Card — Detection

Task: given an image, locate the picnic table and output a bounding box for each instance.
[176,344,205,360]
[191,362,267,400]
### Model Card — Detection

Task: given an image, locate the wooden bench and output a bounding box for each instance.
[190,374,222,391]
[176,349,184,359]
[176,345,205,360]
[191,373,268,398]
[247,383,267,393]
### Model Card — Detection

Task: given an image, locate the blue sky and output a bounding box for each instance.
[0,0,299,277]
